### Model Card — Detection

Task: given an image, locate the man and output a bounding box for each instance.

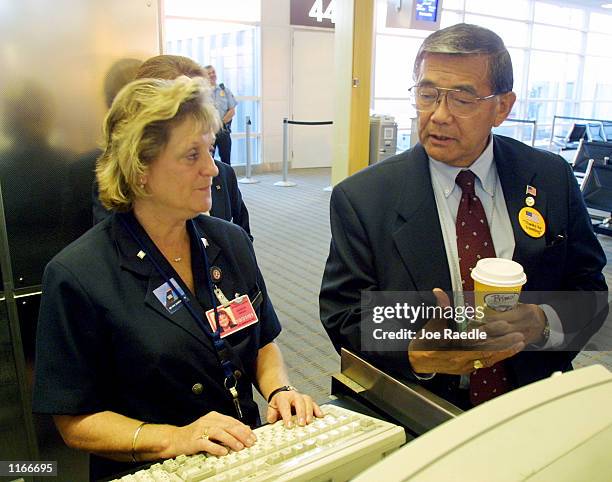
[205,64,237,165]
[319,24,607,410]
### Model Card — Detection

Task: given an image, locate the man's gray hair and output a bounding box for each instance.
[413,23,513,94]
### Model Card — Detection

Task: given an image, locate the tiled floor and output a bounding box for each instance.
[239,167,612,416]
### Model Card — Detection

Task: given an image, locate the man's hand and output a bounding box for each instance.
[408,289,525,375]
[483,303,547,346]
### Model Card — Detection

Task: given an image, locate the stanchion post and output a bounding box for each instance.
[238,115,259,184]
[274,117,297,187]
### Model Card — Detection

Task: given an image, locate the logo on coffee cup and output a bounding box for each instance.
[484,293,520,312]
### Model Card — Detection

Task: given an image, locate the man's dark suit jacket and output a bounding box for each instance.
[319,135,607,406]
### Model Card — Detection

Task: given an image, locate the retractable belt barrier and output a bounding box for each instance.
[275,117,333,187]
[238,116,259,184]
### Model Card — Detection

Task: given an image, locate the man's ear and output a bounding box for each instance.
[493,91,517,127]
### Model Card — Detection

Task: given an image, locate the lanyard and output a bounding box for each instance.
[118,214,243,420]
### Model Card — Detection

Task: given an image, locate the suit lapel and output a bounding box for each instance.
[392,146,452,291]
[493,137,547,276]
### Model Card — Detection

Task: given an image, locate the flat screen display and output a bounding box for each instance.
[415,0,439,22]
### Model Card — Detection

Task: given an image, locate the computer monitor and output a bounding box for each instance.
[410,0,443,31]
[581,159,612,212]
[353,365,612,482]
[572,139,612,174]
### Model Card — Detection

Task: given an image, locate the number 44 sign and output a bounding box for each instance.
[309,0,335,24]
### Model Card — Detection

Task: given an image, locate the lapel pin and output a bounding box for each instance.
[202,237,209,248]
[526,185,537,196]
[137,250,146,260]
[216,185,221,190]
[525,196,535,207]
[210,266,223,283]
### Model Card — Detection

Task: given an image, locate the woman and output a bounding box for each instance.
[33,76,321,480]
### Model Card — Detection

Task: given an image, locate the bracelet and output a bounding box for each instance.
[267,385,296,404]
[131,422,148,462]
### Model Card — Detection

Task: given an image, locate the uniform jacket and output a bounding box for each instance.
[319,135,607,405]
[34,211,279,420]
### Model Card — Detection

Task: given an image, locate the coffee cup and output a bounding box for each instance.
[470,258,527,318]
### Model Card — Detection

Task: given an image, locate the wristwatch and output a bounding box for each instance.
[267,385,296,403]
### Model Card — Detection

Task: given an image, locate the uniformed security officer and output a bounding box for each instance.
[205,64,237,165]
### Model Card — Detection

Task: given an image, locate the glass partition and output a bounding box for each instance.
[164,16,262,165]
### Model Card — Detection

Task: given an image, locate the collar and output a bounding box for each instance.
[428,136,496,198]
[112,212,221,277]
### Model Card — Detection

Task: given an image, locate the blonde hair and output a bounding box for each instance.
[96,76,221,211]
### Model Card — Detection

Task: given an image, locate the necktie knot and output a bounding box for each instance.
[456,170,476,195]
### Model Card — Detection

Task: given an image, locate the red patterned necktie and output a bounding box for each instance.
[455,170,512,406]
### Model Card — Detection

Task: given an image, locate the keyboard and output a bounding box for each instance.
[113,405,406,482]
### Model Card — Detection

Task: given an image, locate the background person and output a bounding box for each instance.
[65,58,144,239]
[33,77,321,481]
[319,23,607,410]
[205,64,236,165]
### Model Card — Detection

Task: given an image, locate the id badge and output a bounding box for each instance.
[206,295,259,338]
[153,278,186,314]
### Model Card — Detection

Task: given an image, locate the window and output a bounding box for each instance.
[164,0,260,22]
[373,0,612,150]
[465,0,530,21]
[531,24,583,54]
[533,2,584,28]
[464,15,529,48]
[164,1,261,165]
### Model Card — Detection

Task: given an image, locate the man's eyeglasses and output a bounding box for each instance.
[408,85,500,118]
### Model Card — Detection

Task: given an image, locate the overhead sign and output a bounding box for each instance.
[386,0,444,31]
[290,0,335,29]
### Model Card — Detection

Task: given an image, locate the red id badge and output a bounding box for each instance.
[205,295,259,338]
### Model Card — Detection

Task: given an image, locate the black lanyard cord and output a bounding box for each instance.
[118,214,239,398]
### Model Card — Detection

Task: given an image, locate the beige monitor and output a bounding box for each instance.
[354,365,612,482]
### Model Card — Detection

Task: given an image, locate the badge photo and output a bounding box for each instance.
[206,295,259,338]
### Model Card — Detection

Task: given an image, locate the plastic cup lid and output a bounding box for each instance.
[470,258,527,287]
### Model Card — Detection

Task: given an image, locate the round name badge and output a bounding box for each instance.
[210,266,223,283]
[525,196,535,207]
[518,207,546,238]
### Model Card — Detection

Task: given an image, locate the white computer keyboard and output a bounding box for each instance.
[114,405,406,482]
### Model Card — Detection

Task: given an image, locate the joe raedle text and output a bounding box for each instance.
[372,327,487,340]
[369,302,487,342]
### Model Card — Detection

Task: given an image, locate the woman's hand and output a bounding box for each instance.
[266,390,324,428]
[166,411,256,458]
